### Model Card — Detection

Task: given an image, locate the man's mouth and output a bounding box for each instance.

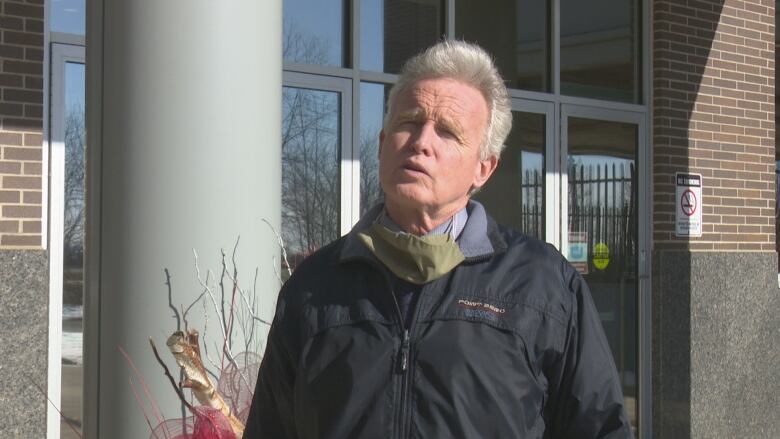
[401,162,429,176]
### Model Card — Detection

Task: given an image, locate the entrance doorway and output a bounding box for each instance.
[478,100,648,434]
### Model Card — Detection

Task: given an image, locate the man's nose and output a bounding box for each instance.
[410,121,436,156]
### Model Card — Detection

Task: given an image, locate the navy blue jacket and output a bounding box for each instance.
[244,203,633,438]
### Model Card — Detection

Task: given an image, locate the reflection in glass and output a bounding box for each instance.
[52,0,85,35]
[360,0,444,73]
[566,117,638,431]
[455,0,549,92]
[560,0,640,102]
[359,83,387,215]
[61,62,85,439]
[475,111,545,239]
[282,87,341,271]
[283,0,347,67]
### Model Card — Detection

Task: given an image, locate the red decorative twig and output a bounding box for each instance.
[129,376,162,439]
[119,345,168,438]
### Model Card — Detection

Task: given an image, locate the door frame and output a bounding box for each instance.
[47,42,86,439]
[508,98,559,248]
[282,72,356,236]
[560,103,651,435]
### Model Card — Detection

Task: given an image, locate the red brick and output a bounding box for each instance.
[24,76,42,90]
[23,133,41,146]
[0,133,23,146]
[22,190,40,204]
[3,88,41,103]
[0,234,40,246]
[3,2,43,18]
[24,18,42,33]
[24,47,42,61]
[3,31,43,47]
[0,103,24,117]
[2,204,39,217]
[0,16,24,30]
[22,162,40,175]
[2,147,39,160]
[0,161,21,174]
[23,104,41,119]
[0,220,19,233]
[0,44,24,59]
[21,220,39,233]
[3,118,41,130]
[3,175,39,189]
[0,190,20,203]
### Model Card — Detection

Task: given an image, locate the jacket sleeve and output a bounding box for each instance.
[545,263,634,439]
[242,295,298,439]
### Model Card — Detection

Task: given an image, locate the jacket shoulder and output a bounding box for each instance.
[495,224,572,279]
[278,236,346,301]
[489,224,579,319]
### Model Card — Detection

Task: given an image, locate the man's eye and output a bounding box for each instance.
[437,127,457,139]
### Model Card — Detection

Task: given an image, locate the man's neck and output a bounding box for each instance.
[384,200,468,236]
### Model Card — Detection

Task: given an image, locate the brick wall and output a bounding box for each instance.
[0,0,43,249]
[654,0,776,251]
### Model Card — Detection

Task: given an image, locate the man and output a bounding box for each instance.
[244,41,632,438]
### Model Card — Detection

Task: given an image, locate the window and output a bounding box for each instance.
[284,0,348,67]
[51,0,86,35]
[360,0,444,73]
[560,0,641,102]
[455,0,550,92]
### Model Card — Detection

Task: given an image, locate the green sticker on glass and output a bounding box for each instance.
[593,243,610,270]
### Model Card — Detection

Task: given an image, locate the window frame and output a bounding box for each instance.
[283,72,357,237]
[46,42,86,439]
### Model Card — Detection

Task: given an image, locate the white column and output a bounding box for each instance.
[85,1,282,437]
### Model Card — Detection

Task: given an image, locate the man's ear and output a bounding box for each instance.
[472,155,498,191]
[378,130,385,157]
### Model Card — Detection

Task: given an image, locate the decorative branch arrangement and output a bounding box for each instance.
[125,236,283,439]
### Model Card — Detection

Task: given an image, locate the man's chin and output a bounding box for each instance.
[385,187,433,211]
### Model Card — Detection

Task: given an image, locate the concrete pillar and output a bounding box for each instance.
[85,1,281,437]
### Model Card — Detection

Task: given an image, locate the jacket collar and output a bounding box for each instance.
[338,200,507,264]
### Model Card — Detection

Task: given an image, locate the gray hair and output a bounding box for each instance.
[383,40,512,161]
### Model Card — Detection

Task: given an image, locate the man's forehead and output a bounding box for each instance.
[397,78,487,112]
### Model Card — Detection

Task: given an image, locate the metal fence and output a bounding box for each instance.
[519,162,637,274]
[519,169,544,238]
[569,162,637,275]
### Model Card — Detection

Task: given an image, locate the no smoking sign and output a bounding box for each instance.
[676,173,702,237]
[681,189,696,216]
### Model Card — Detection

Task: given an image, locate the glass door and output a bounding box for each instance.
[561,104,647,436]
[474,100,648,436]
[281,73,353,272]
[476,99,555,243]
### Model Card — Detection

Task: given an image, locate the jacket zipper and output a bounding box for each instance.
[396,279,435,439]
[347,256,464,439]
[358,258,413,439]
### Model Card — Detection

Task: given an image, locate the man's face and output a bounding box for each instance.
[379,77,498,218]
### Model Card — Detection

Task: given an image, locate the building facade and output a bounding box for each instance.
[0,0,777,438]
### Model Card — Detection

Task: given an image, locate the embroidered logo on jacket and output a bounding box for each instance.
[457,299,506,321]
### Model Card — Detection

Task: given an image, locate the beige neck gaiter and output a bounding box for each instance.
[358,223,465,285]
